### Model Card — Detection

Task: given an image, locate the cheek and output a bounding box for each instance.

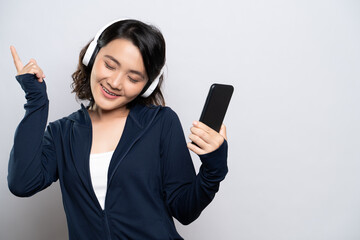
[89,72,97,91]
[92,59,110,80]
[92,66,102,80]
[89,76,95,95]
[124,81,147,97]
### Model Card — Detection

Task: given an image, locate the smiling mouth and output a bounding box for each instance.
[101,84,120,96]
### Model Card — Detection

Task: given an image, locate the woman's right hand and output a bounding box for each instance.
[10,46,45,83]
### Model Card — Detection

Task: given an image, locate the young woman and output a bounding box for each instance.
[8,19,228,240]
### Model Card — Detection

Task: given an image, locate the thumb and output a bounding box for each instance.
[219,124,227,140]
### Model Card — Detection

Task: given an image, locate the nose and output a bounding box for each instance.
[107,72,125,91]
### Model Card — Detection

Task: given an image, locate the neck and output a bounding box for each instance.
[88,104,130,122]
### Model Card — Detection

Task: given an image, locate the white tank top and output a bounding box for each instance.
[89,151,114,210]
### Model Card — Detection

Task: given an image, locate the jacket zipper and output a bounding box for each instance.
[107,109,160,186]
[84,105,160,239]
[103,210,112,240]
[85,112,112,239]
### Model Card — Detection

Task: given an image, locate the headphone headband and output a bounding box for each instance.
[82,18,165,98]
[82,18,126,67]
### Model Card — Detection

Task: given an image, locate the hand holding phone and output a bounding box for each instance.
[188,83,234,155]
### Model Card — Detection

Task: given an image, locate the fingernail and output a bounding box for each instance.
[193,121,198,126]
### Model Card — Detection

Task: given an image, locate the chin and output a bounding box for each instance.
[94,98,132,112]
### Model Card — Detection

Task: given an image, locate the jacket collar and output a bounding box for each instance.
[66,103,162,129]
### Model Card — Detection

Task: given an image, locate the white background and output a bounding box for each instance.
[1,0,360,239]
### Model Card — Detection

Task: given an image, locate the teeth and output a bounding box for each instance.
[102,86,118,96]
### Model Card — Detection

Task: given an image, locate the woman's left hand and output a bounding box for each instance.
[187,121,227,155]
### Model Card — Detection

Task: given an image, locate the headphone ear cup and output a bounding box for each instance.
[141,76,160,98]
[141,66,164,98]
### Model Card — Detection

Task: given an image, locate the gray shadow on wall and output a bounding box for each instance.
[0,182,68,240]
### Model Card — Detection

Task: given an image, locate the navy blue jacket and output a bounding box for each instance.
[8,74,228,240]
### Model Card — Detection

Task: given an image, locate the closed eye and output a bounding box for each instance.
[128,76,139,83]
[105,62,115,70]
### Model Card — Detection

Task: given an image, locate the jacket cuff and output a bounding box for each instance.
[16,74,48,103]
[199,140,228,180]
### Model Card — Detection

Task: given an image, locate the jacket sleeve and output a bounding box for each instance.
[8,74,58,197]
[161,109,228,225]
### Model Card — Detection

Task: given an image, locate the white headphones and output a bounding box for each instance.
[82,18,164,98]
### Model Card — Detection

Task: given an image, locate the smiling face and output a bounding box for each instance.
[89,38,148,112]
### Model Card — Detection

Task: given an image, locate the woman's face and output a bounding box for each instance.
[90,38,148,112]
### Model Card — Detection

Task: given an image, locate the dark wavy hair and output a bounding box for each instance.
[71,19,166,108]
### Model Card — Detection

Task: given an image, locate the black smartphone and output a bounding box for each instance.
[199,83,234,132]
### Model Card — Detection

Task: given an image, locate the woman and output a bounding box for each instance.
[8,19,228,240]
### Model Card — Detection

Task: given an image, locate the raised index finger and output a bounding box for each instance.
[10,46,23,73]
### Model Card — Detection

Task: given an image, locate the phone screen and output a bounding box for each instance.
[199,84,234,132]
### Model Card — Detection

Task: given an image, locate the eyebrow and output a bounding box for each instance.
[104,55,146,80]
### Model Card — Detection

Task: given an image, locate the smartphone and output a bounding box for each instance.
[199,83,234,132]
